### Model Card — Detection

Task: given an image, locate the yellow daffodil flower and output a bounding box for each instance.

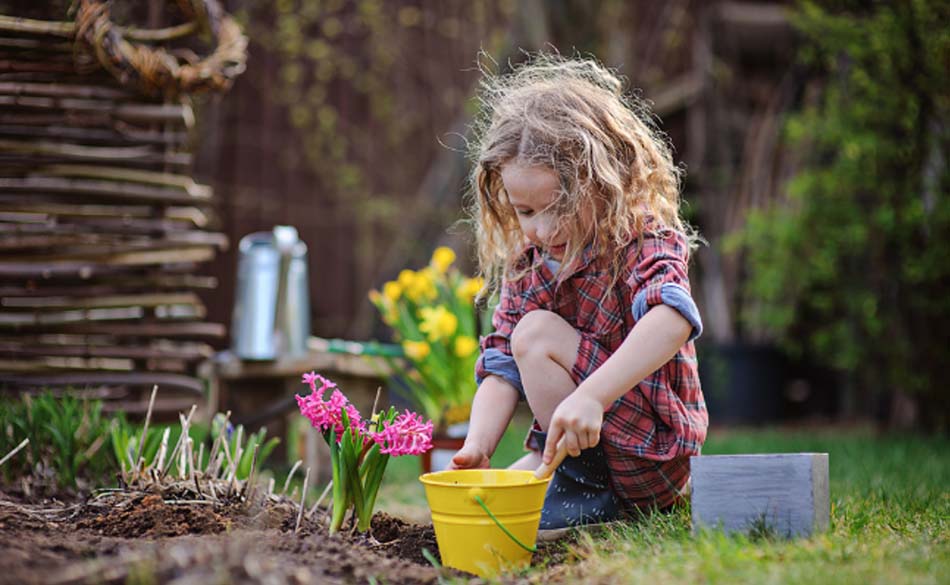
[405,267,437,302]
[456,276,485,303]
[418,305,458,341]
[397,269,416,289]
[453,335,478,358]
[402,340,431,361]
[382,281,402,302]
[431,246,456,273]
[368,247,486,428]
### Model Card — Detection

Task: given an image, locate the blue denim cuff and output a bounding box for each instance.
[475,348,525,400]
[632,283,703,342]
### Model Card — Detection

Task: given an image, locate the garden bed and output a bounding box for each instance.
[0,486,570,584]
[0,487,445,584]
[0,388,572,584]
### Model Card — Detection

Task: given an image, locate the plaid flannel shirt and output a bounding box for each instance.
[475,227,708,511]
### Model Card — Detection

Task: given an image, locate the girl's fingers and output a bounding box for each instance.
[577,431,589,451]
[543,424,563,464]
[586,429,599,449]
[564,431,581,457]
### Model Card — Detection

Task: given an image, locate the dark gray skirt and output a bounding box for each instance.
[531,429,622,530]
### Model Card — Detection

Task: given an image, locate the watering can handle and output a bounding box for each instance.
[533,437,568,480]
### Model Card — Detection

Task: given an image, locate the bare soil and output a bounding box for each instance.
[0,488,572,584]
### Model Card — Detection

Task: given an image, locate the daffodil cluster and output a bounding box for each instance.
[368,246,485,432]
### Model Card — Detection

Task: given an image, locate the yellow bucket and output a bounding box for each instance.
[419,469,550,577]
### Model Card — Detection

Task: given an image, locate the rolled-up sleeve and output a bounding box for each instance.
[476,348,524,398]
[474,278,526,398]
[627,229,703,342]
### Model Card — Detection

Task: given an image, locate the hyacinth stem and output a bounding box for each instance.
[357,447,389,532]
[341,430,366,525]
[328,431,346,534]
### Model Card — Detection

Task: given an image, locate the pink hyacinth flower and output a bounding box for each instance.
[296,379,364,439]
[324,389,364,435]
[373,410,433,456]
[296,391,332,432]
[302,371,337,394]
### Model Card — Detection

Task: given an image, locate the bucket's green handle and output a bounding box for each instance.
[472,494,537,553]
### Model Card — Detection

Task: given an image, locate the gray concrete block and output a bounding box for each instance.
[690,453,830,538]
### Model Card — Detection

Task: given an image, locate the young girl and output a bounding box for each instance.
[449,55,708,530]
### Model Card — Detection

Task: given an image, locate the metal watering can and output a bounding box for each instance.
[231,226,311,360]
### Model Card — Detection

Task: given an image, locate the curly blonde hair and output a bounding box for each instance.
[468,53,694,292]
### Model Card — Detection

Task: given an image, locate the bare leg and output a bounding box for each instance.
[510,312,620,532]
[510,310,582,431]
[507,451,541,470]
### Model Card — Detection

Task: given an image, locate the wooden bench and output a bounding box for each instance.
[214,337,396,484]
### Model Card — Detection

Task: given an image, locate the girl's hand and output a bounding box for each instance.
[449,443,491,470]
[543,391,604,463]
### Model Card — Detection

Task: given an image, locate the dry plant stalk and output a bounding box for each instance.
[105,392,294,515]
[132,384,157,480]
[0,438,29,468]
[294,467,310,535]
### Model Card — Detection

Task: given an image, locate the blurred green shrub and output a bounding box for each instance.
[0,392,117,489]
[735,0,948,428]
[2,393,280,491]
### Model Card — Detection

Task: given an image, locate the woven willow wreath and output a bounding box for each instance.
[74,0,247,97]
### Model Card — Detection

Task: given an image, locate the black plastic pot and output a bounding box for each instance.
[697,343,787,425]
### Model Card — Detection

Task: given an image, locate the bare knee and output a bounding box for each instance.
[511,310,572,363]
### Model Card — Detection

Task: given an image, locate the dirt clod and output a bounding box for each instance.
[371,513,441,567]
[76,493,229,538]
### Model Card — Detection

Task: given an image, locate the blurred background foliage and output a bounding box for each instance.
[3,0,943,430]
[0,392,116,490]
[204,0,520,336]
[735,0,948,430]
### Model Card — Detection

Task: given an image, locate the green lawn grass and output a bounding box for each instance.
[378,423,949,584]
